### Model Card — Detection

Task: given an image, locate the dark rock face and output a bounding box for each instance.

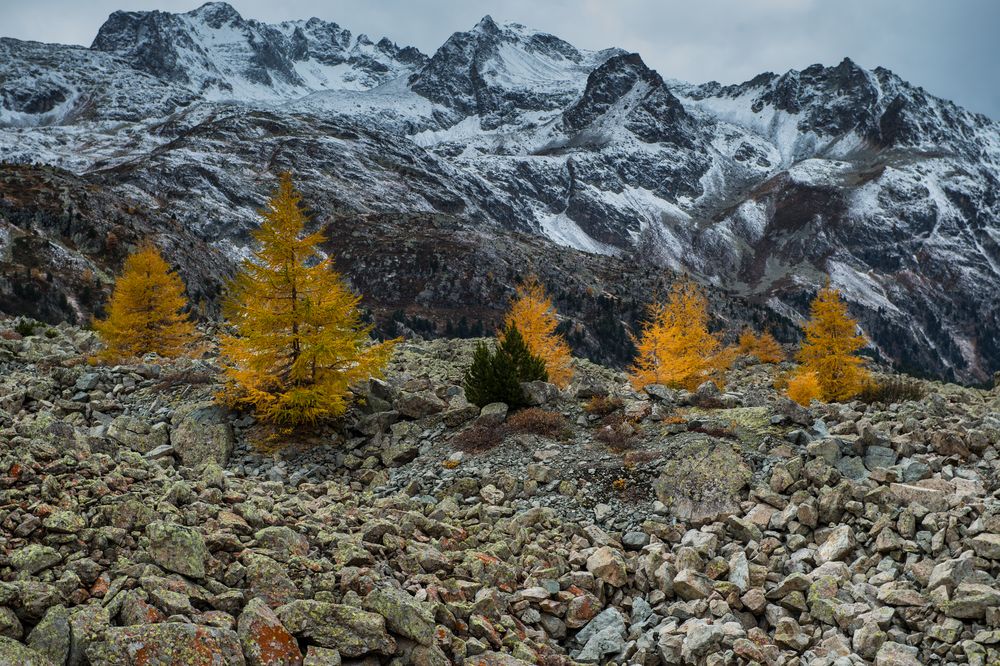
[90,2,427,97]
[0,165,230,326]
[409,15,617,127]
[564,53,692,145]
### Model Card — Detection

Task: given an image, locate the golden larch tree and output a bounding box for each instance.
[93,245,195,361]
[220,173,395,426]
[629,279,732,391]
[501,276,574,387]
[738,328,786,364]
[794,284,869,402]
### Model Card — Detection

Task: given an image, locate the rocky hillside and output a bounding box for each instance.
[1,2,998,383]
[2,318,1000,664]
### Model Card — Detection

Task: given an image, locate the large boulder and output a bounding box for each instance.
[238,598,303,666]
[107,415,167,454]
[362,586,435,646]
[146,521,208,579]
[654,440,752,523]
[87,623,244,665]
[27,605,71,665]
[586,547,628,587]
[170,401,235,467]
[276,600,395,657]
[0,637,55,666]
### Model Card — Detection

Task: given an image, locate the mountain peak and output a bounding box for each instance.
[473,15,500,33]
[91,4,426,97]
[185,1,246,30]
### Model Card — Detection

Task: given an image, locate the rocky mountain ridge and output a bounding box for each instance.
[1,2,999,383]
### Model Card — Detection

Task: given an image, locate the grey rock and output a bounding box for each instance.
[170,401,235,467]
[146,521,208,578]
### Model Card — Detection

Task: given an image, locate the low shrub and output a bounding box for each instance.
[595,422,638,452]
[688,422,738,439]
[452,423,508,453]
[583,395,623,417]
[857,376,926,405]
[506,408,571,440]
[14,319,42,337]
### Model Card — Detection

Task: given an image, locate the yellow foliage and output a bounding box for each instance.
[92,245,195,362]
[501,276,574,387]
[787,371,822,406]
[796,284,869,402]
[628,279,732,391]
[219,173,396,426]
[738,328,786,364]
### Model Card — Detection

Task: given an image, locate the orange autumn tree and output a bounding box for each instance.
[501,276,574,387]
[629,279,733,391]
[220,173,395,426]
[93,245,195,361]
[792,283,869,402]
[738,328,785,364]
[786,371,822,406]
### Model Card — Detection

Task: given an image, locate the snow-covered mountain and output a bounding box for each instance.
[91,1,427,99]
[2,2,999,382]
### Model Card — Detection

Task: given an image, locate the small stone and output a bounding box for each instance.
[42,510,85,534]
[622,532,650,550]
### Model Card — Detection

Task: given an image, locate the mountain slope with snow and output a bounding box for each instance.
[91,1,427,99]
[2,2,999,382]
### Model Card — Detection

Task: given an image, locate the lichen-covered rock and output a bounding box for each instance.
[27,604,71,664]
[146,521,208,579]
[302,646,341,665]
[0,636,55,666]
[11,545,62,574]
[68,604,110,666]
[238,598,303,666]
[170,401,235,467]
[362,585,435,646]
[654,440,752,522]
[107,415,166,454]
[276,600,395,657]
[243,553,298,608]
[87,623,245,665]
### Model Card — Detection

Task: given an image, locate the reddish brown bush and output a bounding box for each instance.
[583,395,623,417]
[453,424,508,453]
[506,408,571,440]
[595,423,637,452]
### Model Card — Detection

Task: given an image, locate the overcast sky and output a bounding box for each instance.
[3,0,998,119]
